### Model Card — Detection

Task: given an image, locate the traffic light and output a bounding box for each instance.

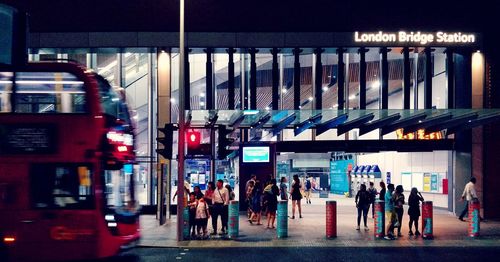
[156,123,177,159]
[186,130,201,151]
[218,126,235,160]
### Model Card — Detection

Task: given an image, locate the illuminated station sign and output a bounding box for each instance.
[354,31,476,45]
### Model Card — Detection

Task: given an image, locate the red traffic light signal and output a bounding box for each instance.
[186,131,201,149]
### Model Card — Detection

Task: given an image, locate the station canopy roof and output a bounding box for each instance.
[186,109,500,138]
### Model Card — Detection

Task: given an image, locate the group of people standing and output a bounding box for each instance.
[183,180,236,239]
[354,181,425,240]
[246,174,305,228]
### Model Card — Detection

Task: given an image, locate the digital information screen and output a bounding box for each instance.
[242,146,270,163]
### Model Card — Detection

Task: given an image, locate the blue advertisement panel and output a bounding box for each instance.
[242,146,270,163]
[330,159,355,195]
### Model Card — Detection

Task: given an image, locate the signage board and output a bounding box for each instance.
[0,123,57,154]
[354,31,477,45]
[242,146,270,163]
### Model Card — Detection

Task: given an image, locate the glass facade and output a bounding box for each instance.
[27,44,461,206]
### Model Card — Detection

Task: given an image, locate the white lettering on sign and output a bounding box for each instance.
[354,31,476,45]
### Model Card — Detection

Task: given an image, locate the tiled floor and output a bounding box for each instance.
[139,195,500,248]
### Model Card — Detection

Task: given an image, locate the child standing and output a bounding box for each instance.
[187,193,197,238]
[195,196,210,239]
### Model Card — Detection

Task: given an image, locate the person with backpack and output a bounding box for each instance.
[355,184,371,231]
[195,195,210,239]
[304,176,312,204]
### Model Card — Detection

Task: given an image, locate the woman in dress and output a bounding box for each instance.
[290,174,303,219]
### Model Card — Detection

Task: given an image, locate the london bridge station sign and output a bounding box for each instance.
[353,31,479,46]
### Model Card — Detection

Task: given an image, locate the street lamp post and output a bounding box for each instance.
[177,0,186,241]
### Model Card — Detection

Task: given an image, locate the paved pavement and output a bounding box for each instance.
[139,194,500,248]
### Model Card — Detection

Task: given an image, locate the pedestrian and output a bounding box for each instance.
[264,178,280,229]
[225,184,235,201]
[246,180,255,218]
[379,181,386,201]
[204,182,215,233]
[246,175,257,193]
[304,176,312,204]
[458,177,478,221]
[355,184,371,231]
[193,185,204,200]
[290,174,303,219]
[384,183,396,240]
[367,182,378,218]
[211,179,229,235]
[195,195,210,239]
[280,176,288,201]
[408,187,424,236]
[249,180,263,225]
[187,192,197,238]
[394,185,405,237]
[173,177,191,207]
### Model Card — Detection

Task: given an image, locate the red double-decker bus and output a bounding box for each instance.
[0,61,140,261]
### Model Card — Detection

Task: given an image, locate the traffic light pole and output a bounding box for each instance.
[177,0,186,241]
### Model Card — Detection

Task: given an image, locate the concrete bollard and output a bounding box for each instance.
[468,199,480,237]
[374,200,385,238]
[182,207,190,239]
[277,200,288,238]
[422,201,433,239]
[228,200,239,238]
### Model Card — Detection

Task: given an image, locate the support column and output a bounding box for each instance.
[184,50,191,110]
[314,48,324,110]
[271,48,280,110]
[446,49,455,109]
[227,48,236,110]
[293,48,302,110]
[424,47,433,109]
[249,48,258,110]
[205,48,214,110]
[359,47,367,110]
[453,49,473,217]
[337,48,345,110]
[403,47,411,109]
[380,47,389,109]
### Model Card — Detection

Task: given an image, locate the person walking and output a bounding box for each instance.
[304,176,312,204]
[264,178,280,229]
[367,182,378,218]
[355,184,371,231]
[290,174,303,219]
[249,180,263,225]
[384,183,396,240]
[394,185,405,237]
[458,177,478,221]
[408,187,424,237]
[279,177,288,201]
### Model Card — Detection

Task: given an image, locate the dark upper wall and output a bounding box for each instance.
[2,0,494,33]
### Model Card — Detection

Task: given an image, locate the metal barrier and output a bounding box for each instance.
[468,199,480,237]
[422,201,433,239]
[277,200,288,238]
[374,200,385,238]
[326,201,337,238]
[228,200,239,238]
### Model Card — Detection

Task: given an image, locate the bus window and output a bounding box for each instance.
[30,164,93,209]
[104,164,138,214]
[14,72,87,113]
[0,72,13,112]
[95,74,131,127]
